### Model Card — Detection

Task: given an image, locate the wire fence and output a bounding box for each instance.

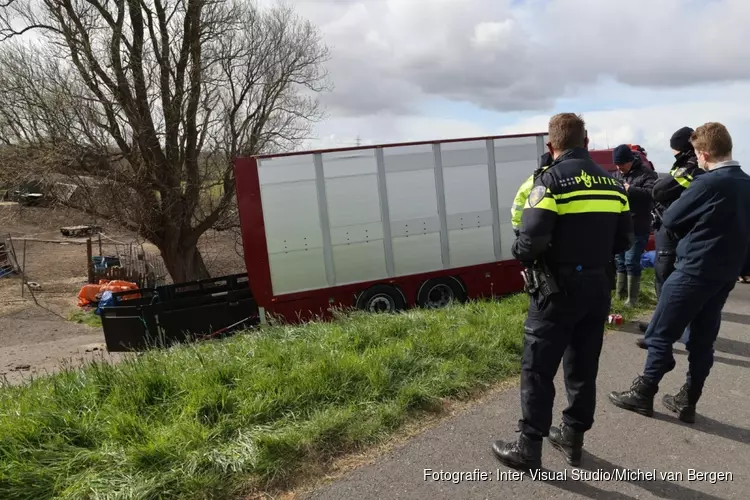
[90,234,170,289]
[0,230,169,310]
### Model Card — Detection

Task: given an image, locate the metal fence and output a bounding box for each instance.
[88,234,170,289]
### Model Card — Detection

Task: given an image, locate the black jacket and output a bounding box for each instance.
[512,148,634,268]
[622,155,658,236]
[663,162,750,282]
[652,151,705,251]
[653,152,704,212]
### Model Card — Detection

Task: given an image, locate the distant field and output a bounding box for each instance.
[0,270,655,499]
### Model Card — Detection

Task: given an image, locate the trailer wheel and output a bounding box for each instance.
[356,285,406,314]
[417,277,466,309]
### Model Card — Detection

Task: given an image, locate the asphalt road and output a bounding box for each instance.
[304,285,750,500]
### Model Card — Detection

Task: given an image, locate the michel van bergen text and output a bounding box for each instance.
[424,468,733,484]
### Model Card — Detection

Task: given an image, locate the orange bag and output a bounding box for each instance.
[77,284,103,307]
[77,279,140,307]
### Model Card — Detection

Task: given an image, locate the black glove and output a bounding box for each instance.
[539,152,553,168]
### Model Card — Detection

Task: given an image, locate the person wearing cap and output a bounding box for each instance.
[612,144,658,307]
[635,127,704,349]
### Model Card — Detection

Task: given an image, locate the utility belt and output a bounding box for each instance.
[521,260,609,300]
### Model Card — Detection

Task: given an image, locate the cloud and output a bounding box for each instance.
[304,82,750,172]
[278,0,750,115]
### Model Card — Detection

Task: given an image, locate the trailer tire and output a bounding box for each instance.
[417,277,466,309]
[356,285,406,314]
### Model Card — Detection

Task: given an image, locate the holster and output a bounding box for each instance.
[651,206,664,230]
[521,260,560,300]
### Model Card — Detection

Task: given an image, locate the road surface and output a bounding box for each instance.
[304,284,750,500]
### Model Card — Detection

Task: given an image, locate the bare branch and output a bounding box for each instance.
[0,0,330,282]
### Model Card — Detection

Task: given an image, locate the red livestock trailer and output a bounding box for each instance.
[233,134,654,324]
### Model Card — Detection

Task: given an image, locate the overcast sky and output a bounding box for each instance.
[260,0,750,171]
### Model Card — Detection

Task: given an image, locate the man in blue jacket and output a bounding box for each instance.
[609,122,750,423]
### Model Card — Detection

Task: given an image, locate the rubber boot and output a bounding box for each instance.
[625,274,640,307]
[608,375,659,417]
[616,273,628,301]
[662,383,701,423]
[491,433,542,471]
[548,423,584,466]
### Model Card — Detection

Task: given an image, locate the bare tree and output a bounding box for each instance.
[0,0,330,282]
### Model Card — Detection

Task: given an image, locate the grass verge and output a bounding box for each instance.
[67,309,103,328]
[0,270,655,499]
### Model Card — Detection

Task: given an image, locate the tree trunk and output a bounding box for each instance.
[161,243,211,283]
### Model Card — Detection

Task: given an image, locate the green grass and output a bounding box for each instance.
[68,309,103,328]
[1,270,654,499]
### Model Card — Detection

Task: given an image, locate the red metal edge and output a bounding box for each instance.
[249,131,547,160]
[233,156,274,306]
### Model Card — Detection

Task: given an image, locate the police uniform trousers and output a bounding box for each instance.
[519,266,611,439]
[645,226,689,345]
[642,269,735,395]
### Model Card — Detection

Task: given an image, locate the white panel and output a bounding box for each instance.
[268,248,328,294]
[444,164,491,215]
[448,226,496,268]
[493,135,539,147]
[382,144,435,173]
[261,182,323,253]
[258,154,316,185]
[332,241,388,285]
[330,222,383,245]
[386,169,439,222]
[392,233,443,276]
[495,159,538,223]
[322,150,377,178]
[494,138,540,164]
[499,222,517,260]
[446,211,493,230]
[325,174,382,228]
[390,216,440,238]
[439,140,488,168]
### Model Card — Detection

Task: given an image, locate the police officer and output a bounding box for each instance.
[612,144,658,307]
[492,113,634,470]
[511,152,553,236]
[609,122,750,423]
[635,127,704,349]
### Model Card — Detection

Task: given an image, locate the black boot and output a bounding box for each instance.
[492,433,542,471]
[548,423,584,466]
[636,338,647,349]
[608,376,659,417]
[638,322,648,333]
[662,383,700,424]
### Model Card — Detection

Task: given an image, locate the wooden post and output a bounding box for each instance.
[98,233,103,256]
[87,238,93,284]
[21,239,26,297]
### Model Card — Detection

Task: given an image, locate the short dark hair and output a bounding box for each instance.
[691,122,732,158]
[548,113,587,151]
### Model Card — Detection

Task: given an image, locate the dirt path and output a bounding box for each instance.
[0,305,124,385]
